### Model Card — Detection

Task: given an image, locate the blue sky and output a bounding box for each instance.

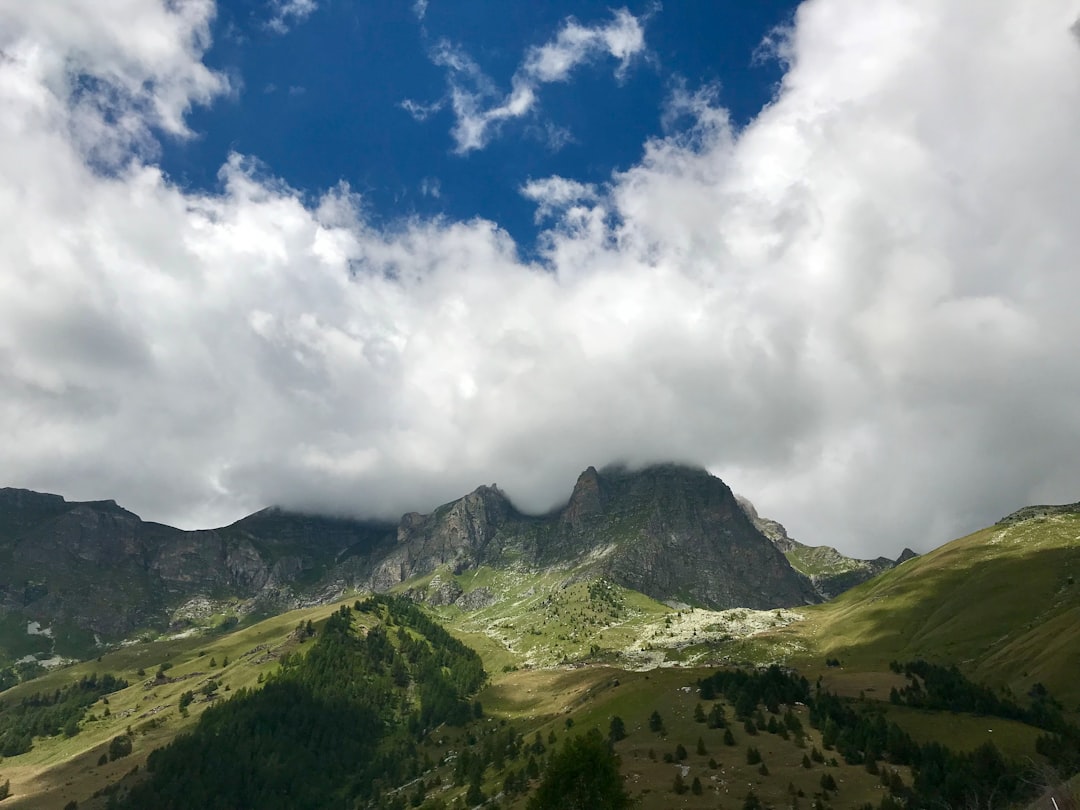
[2,0,1079,557]
[161,1,796,253]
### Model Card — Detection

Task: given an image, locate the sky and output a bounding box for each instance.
[1,0,1079,558]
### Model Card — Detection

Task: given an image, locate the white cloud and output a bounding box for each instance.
[521,177,598,222]
[413,0,428,22]
[400,97,443,122]
[522,7,645,82]
[0,0,224,158]
[416,8,648,153]
[420,177,441,198]
[2,0,1080,561]
[267,0,317,34]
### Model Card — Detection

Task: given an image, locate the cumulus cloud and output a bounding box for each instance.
[267,0,317,34]
[2,0,1080,560]
[414,8,648,153]
[520,177,598,223]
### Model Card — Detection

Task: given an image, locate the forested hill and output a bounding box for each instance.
[117,596,485,810]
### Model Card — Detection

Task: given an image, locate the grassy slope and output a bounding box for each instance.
[765,513,1080,709]
[6,510,1078,807]
[0,596,367,810]
[465,665,913,810]
[395,566,677,671]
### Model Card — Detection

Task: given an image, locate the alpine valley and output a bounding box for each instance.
[0,464,1078,810]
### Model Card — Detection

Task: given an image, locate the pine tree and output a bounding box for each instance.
[648,710,665,734]
[608,716,626,743]
[466,775,484,806]
[707,702,727,728]
[673,772,686,795]
[526,729,632,810]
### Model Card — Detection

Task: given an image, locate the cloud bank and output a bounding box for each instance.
[1,1,1079,557]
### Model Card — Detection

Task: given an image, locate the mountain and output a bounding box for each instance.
[376,465,818,609]
[3,493,1080,808]
[765,501,1080,706]
[736,494,907,599]
[0,488,397,662]
[0,465,816,665]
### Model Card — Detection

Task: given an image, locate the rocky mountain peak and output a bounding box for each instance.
[561,465,609,531]
[996,501,1080,525]
[736,494,902,600]
[735,494,799,552]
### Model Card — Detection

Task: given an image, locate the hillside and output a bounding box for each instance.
[761,507,1080,708]
[0,487,398,664]
[2,595,1073,810]
[1,505,1080,807]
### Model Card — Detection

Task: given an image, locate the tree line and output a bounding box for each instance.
[699,662,1080,810]
[116,597,486,810]
[0,672,127,757]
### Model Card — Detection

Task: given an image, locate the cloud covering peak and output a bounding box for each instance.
[1,1,1079,558]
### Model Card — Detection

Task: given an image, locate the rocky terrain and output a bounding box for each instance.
[736,495,911,599]
[0,464,822,664]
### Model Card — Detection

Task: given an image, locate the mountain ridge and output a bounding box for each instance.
[735,493,912,599]
[0,465,816,665]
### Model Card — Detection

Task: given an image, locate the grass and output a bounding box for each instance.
[884,704,1043,760]
[478,666,915,810]
[0,595,367,809]
[404,566,679,671]
[755,513,1080,710]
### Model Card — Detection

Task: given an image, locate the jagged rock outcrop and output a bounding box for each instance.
[0,489,396,654]
[735,495,798,552]
[736,494,899,599]
[551,465,818,608]
[996,502,1080,525]
[0,465,821,662]
[373,485,514,588]
[370,465,818,610]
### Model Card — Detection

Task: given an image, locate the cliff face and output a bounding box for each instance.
[371,485,515,590]
[0,465,820,660]
[372,465,818,610]
[735,494,904,600]
[0,489,396,652]
[553,465,817,608]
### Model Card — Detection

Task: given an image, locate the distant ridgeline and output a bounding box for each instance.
[996,501,1080,524]
[116,596,487,809]
[0,465,833,668]
[698,663,1080,810]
